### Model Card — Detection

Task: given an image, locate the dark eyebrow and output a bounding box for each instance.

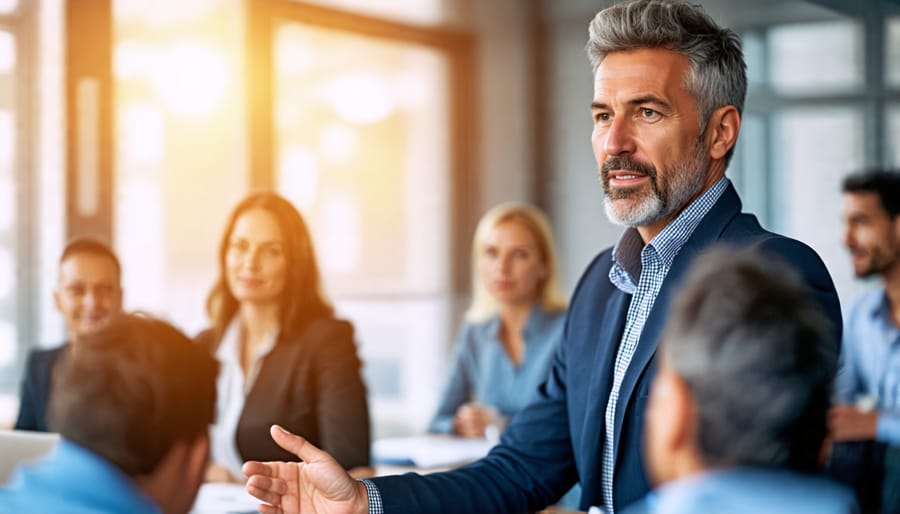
[590,95,673,111]
[630,95,673,111]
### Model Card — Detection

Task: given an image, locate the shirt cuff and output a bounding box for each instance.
[359,478,384,514]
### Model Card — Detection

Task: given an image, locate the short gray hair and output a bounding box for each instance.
[660,248,836,471]
[587,0,746,163]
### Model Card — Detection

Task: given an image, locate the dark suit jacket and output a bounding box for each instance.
[370,184,843,513]
[14,345,68,432]
[197,317,371,469]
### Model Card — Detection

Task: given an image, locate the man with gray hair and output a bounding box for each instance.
[240,1,842,513]
[622,248,856,513]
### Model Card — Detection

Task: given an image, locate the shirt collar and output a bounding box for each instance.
[869,289,892,321]
[484,304,554,343]
[609,177,730,293]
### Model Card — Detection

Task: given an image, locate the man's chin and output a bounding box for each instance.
[603,196,664,227]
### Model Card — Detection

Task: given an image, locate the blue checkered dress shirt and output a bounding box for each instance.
[600,177,728,512]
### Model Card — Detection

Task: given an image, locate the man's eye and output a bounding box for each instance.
[641,108,658,118]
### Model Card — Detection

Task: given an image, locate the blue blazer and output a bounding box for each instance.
[14,345,68,432]
[370,184,843,513]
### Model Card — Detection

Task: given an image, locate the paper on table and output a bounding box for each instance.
[190,482,260,514]
[372,435,495,468]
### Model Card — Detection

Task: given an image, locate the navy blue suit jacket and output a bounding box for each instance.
[14,345,68,432]
[370,184,842,513]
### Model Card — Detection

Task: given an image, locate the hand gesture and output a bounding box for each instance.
[242,425,369,514]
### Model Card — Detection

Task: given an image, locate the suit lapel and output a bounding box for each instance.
[611,184,743,463]
[576,285,629,504]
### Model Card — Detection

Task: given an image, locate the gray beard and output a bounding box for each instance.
[603,142,709,228]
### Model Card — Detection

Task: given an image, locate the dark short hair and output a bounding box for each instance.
[660,248,836,471]
[842,170,900,218]
[48,313,218,477]
[59,237,122,281]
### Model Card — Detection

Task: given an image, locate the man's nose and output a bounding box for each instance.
[603,117,636,156]
[842,226,854,248]
[83,290,98,308]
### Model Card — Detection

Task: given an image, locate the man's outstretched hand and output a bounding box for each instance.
[243,425,370,514]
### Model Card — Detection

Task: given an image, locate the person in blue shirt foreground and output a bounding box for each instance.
[618,248,857,514]
[0,313,218,514]
[240,1,842,512]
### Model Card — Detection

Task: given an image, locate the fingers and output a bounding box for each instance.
[246,474,288,505]
[270,424,333,464]
[243,460,274,479]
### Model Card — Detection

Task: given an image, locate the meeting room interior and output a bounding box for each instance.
[0,0,898,511]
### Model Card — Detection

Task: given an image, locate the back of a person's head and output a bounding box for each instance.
[661,248,836,471]
[47,312,218,477]
[842,169,900,218]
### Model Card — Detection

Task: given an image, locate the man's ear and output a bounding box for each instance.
[706,105,741,161]
[187,433,211,481]
[667,371,696,451]
[656,367,694,453]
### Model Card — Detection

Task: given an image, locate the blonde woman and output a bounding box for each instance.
[428,202,568,438]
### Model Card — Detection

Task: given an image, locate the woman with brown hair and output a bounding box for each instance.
[198,192,370,482]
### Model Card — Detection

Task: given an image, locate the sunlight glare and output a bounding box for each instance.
[322,73,396,125]
[278,146,320,210]
[319,123,358,166]
[148,41,229,117]
[120,103,165,165]
[319,191,360,273]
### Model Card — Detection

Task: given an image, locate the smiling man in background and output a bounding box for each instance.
[14,237,124,431]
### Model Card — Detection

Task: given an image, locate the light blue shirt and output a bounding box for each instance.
[0,439,160,513]
[427,305,566,434]
[835,287,900,444]
[618,467,858,514]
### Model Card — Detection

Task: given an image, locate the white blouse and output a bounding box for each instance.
[209,317,279,479]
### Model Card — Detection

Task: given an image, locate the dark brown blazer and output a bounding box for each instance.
[196,317,371,469]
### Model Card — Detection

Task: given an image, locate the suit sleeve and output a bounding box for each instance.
[427,325,475,434]
[371,333,577,514]
[312,321,371,469]
[753,236,843,357]
[14,351,39,431]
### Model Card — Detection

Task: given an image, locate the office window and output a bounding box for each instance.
[887,17,900,88]
[768,21,863,95]
[0,0,61,427]
[273,22,453,435]
[773,108,866,305]
[293,0,448,26]
[113,0,246,334]
[890,104,900,167]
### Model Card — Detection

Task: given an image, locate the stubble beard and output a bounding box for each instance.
[601,139,710,228]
